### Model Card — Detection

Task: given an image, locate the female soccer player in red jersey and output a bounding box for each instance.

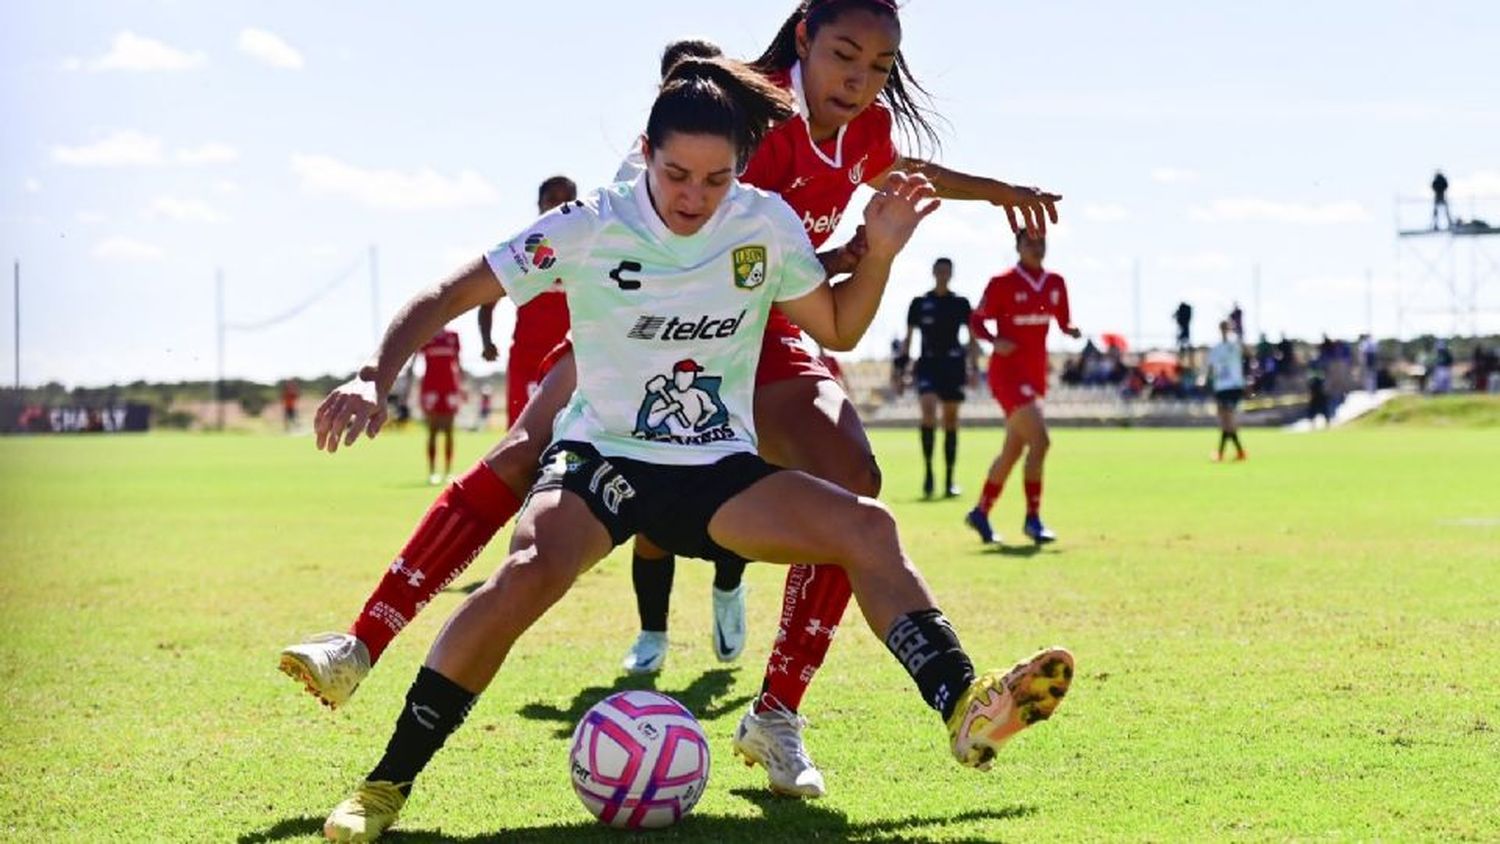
[281,0,1065,799]
[477,176,578,428]
[965,229,1081,545]
[415,328,464,485]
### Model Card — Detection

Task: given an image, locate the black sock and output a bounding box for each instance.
[920,426,935,482]
[713,558,746,592]
[943,429,958,488]
[632,552,675,632]
[884,609,976,722]
[1218,430,1229,453]
[368,666,477,792]
[1229,432,1243,452]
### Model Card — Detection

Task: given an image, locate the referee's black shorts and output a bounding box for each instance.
[914,356,967,402]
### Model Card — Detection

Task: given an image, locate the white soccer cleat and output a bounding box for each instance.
[427,473,442,486]
[621,630,668,675]
[279,632,372,710]
[711,583,747,663]
[732,703,827,798]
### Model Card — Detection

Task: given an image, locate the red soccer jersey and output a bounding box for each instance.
[972,265,1072,384]
[512,285,569,356]
[740,64,901,335]
[419,329,462,392]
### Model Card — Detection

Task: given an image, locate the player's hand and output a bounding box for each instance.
[315,377,387,454]
[481,342,500,362]
[1064,326,1083,339]
[862,172,941,261]
[990,183,1061,236]
[993,339,1018,357]
[818,226,870,276]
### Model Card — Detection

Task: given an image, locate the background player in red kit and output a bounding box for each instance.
[966,229,1080,545]
[281,0,1065,799]
[417,328,464,485]
[477,176,577,427]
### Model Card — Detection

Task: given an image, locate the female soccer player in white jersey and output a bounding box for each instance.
[311,57,1072,841]
[283,0,1068,800]
[1208,319,1248,461]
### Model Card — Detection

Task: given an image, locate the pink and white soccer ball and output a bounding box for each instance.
[569,690,711,829]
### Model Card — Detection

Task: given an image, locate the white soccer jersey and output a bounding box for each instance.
[1208,340,1246,391]
[485,174,825,465]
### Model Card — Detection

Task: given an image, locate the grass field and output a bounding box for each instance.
[2,420,1497,842]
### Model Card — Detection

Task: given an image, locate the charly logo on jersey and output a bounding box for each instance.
[628,310,746,341]
[524,233,557,270]
[732,246,768,290]
[632,359,735,446]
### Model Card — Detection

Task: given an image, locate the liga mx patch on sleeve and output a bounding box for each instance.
[732,245,767,290]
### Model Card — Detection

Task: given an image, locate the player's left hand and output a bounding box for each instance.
[819,226,869,276]
[1064,326,1083,339]
[315,374,387,454]
[863,172,941,261]
[990,183,1061,236]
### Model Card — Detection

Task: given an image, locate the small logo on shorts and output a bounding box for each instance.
[732,245,768,290]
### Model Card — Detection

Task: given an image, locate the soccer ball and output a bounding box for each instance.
[569,690,711,829]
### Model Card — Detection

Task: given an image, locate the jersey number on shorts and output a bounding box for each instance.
[589,461,637,515]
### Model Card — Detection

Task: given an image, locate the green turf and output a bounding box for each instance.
[1354,393,1500,428]
[1,425,1496,842]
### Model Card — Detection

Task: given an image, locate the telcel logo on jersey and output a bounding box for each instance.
[802,207,843,236]
[628,311,746,342]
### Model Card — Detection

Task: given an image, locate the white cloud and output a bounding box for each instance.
[1159,251,1233,272]
[1082,202,1130,222]
[148,197,226,223]
[1451,169,1500,197]
[175,143,239,166]
[24,178,41,193]
[76,211,109,224]
[290,153,500,211]
[1190,198,1370,225]
[212,179,240,193]
[69,31,206,72]
[94,236,165,262]
[52,130,164,167]
[1151,167,1198,184]
[238,28,304,70]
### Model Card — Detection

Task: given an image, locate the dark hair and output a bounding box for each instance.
[660,38,723,80]
[933,257,953,270]
[536,175,576,206]
[645,57,796,171]
[752,0,941,155]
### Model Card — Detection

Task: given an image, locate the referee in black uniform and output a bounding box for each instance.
[902,257,979,498]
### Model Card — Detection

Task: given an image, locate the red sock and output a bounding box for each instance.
[977,480,1002,514]
[755,564,854,714]
[350,461,520,663]
[1024,479,1042,516]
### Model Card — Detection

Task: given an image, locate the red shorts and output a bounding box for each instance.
[987,367,1045,415]
[421,388,462,419]
[532,320,834,395]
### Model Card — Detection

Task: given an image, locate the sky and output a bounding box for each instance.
[2,0,1498,388]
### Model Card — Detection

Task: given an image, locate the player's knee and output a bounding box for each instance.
[835,456,882,498]
[490,546,576,605]
[483,433,544,493]
[842,499,899,563]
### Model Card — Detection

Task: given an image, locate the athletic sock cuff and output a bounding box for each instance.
[451,461,519,527]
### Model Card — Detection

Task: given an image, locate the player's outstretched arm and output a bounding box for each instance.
[886,158,1060,236]
[780,172,939,351]
[314,258,503,454]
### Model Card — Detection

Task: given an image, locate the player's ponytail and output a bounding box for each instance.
[752,0,942,156]
[645,56,795,172]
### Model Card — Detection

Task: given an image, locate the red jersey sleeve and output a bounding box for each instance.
[860,106,900,185]
[1052,275,1072,331]
[969,277,1002,342]
[740,128,791,195]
